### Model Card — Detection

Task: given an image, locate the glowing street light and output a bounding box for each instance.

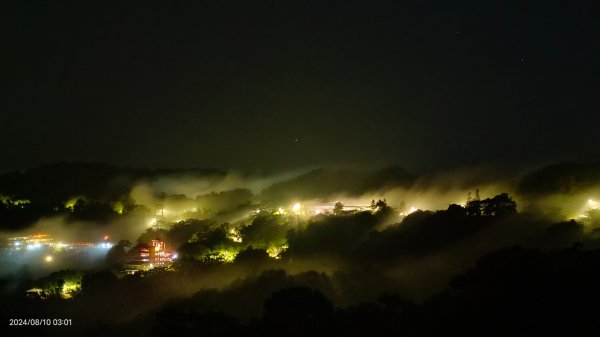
[45,255,53,263]
[292,203,302,213]
[588,199,597,209]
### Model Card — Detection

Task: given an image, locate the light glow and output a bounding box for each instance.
[267,244,288,259]
[292,203,302,213]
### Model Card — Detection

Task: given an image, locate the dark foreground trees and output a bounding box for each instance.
[150,245,600,337]
[5,245,600,337]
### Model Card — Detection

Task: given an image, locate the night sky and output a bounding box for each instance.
[2,0,598,172]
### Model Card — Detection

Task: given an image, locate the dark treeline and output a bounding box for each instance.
[3,245,600,337]
[147,246,600,337]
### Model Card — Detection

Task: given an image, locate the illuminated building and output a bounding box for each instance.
[124,239,174,275]
[123,260,152,275]
[142,239,173,265]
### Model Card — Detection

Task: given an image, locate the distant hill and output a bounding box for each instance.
[259,165,414,203]
[0,162,224,203]
[517,162,600,195]
[5,161,599,204]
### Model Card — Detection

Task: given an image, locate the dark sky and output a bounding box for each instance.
[1,0,598,172]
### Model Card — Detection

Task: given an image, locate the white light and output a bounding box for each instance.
[172,253,178,259]
[45,255,53,262]
[292,203,301,213]
[96,242,112,249]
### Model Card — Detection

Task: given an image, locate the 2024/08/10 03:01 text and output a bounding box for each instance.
[9,319,72,326]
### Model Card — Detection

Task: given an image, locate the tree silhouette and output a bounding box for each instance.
[262,287,334,337]
[333,201,344,215]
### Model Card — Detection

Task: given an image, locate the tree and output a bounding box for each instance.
[106,240,132,267]
[466,192,516,217]
[584,208,600,228]
[333,202,344,215]
[481,193,517,217]
[234,246,270,264]
[70,199,118,221]
[371,199,392,214]
[466,189,482,216]
[178,242,210,260]
[262,287,334,336]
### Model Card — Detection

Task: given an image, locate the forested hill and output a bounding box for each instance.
[0,162,224,203]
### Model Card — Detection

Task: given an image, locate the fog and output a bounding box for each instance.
[2,162,600,335]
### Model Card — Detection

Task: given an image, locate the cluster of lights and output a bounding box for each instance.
[262,201,388,217]
[273,203,303,216]
[26,243,42,250]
